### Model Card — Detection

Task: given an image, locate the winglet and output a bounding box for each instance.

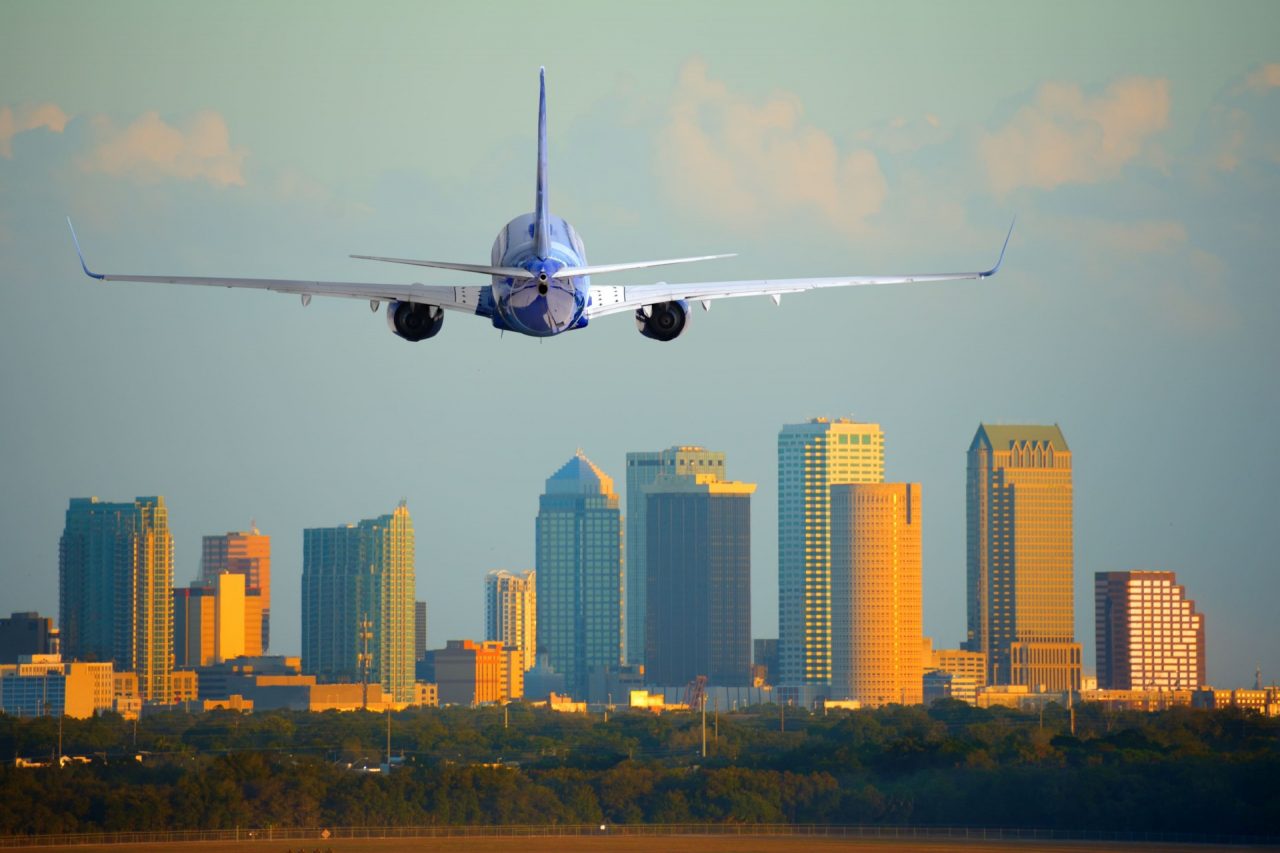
[980,216,1016,278]
[66,217,105,280]
[533,67,551,259]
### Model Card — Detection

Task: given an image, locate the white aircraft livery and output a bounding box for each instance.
[70,68,1013,343]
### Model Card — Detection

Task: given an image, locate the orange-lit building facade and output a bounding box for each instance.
[966,425,1081,691]
[1095,570,1205,691]
[201,527,271,652]
[484,570,537,672]
[432,639,522,706]
[831,483,923,706]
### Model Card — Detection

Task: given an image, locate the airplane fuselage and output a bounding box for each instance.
[489,213,589,336]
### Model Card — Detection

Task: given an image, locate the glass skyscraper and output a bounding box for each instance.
[966,424,1081,690]
[536,451,622,700]
[777,418,884,695]
[645,471,755,687]
[58,496,174,702]
[301,502,416,702]
[624,446,726,666]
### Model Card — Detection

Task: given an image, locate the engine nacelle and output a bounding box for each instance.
[386,300,444,342]
[635,300,690,342]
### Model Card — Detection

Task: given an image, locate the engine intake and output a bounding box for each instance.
[386,301,444,341]
[635,300,690,342]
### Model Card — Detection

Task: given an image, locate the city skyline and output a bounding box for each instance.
[17,411,1275,690]
[2,4,1277,689]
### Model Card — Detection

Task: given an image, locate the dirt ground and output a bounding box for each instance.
[23,836,1279,853]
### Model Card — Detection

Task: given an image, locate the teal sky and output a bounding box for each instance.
[2,2,1277,687]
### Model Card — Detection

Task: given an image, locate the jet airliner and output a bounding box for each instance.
[70,68,1012,343]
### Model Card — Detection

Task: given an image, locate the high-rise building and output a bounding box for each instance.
[625,447,726,665]
[174,573,262,668]
[1095,571,1205,691]
[644,472,754,687]
[415,601,428,662]
[59,496,174,702]
[301,502,416,702]
[966,424,1081,690]
[831,483,923,706]
[0,612,59,664]
[536,451,623,700]
[485,570,537,672]
[753,638,779,686]
[430,639,524,706]
[200,527,271,651]
[778,418,884,694]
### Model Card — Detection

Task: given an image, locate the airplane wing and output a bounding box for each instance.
[586,221,1014,320]
[69,219,483,314]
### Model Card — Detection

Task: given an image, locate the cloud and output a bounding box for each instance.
[80,110,247,187]
[656,60,887,233]
[0,103,69,157]
[1245,63,1280,92]
[981,77,1170,194]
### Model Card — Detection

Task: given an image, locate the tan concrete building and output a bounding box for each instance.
[432,639,522,705]
[1095,570,1205,691]
[831,483,922,706]
[174,573,264,668]
[484,570,537,672]
[778,418,885,697]
[966,425,1081,691]
[201,527,271,651]
[0,656,114,718]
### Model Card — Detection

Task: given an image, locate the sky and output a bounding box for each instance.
[1,1,1277,687]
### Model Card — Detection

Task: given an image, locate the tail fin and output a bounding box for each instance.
[534,67,550,259]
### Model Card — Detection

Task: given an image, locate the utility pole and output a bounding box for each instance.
[780,701,785,733]
[359,613,373,712]
[713,696,718,745]
[504,703,509,730]
[385,710,391,771]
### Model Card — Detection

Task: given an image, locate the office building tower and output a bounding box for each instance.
[58,496,174,702]
[536,451,623,699]
[0,612,59,664]
[625,446,726,665]
[966,424,1081,690]
[430,639,524,706]
[645,472,754,686]
[778,418,884,694]
[415,601,428,662]
[173,573,262,668]
[831,483,923,706]
[301,502,416,702]
[200,527,271,651]
[484,570,537,672]
[1095,571,1205,691]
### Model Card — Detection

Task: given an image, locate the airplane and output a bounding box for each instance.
[69,68,1013,343]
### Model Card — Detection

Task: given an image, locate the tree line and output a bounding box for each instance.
[0,701,1276,837]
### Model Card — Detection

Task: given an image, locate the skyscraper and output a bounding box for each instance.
[200,527,271,652]
[625,446,726,665]
[415,600,428,663]
[0,612,59,664]
[536,451,622,700]
[301,502,416,702]
[778,418,884,695]
[831,483,923,706]
[174,573,262,668]
[58,496,174,702]
[966,424,1081,690]
[645,472,754,686]
[1096,571,1205,691]
[484,570,537,672]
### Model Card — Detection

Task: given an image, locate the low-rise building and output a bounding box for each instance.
[1192,687,1280,716]
[0,655,114,718]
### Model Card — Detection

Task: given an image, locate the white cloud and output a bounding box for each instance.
[981,77,1170,194]
[656,60,887,234]
[0,103,69,157]
[80,110,247,187]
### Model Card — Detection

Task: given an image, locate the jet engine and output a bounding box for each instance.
[386,300,444,341]
[635,300,690,342]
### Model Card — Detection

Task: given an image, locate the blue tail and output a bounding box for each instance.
[534,67,550,259]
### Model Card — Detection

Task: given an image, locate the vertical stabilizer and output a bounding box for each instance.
[534,67,551,259]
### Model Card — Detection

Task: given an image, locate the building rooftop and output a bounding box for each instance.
[546,450,617,498]
[976,423,1069,451]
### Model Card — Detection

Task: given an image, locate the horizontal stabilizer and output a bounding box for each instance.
[551,253,735,279]
[350,254,535,279]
